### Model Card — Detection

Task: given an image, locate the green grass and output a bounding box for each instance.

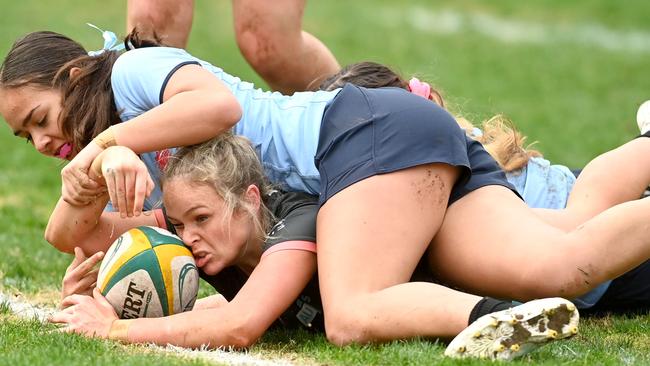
[259,316,650,365]
[0,316,213,366]
[1,0,650,365]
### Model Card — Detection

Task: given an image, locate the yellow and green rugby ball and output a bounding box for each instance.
[97,226,199,318]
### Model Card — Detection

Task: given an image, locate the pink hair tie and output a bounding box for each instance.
[408,77,433,101]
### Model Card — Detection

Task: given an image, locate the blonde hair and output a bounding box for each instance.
[456,115,541,172]
[162,132,274,240]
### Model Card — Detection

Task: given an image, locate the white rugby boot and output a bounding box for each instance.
[444,297,579,361]
[637,100,650,134]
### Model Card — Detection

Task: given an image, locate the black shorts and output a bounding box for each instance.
[582,259,650,315]
[315,84,517,206]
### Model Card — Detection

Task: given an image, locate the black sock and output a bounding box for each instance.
[468,297,515,325]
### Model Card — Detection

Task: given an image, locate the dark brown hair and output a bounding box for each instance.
[0,29,161,154]
[319,61,408,91]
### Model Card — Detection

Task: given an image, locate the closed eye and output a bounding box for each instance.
[36,115,47,127]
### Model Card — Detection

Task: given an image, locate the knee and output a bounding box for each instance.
[129,3,171,29]
[234,25,280,72]
[234,12,301,71]
[518,263,594,300]
[323,301,373,346]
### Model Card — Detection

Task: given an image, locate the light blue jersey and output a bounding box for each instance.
[506,157,611,308]
[110,47,340,209]
[109,47,608,307]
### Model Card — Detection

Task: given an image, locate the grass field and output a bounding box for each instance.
[1,0,650,364]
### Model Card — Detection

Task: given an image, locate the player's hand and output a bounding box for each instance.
[60,247,104,308]
[192,294,228,310]
[50,288,118,339]
[92,146,155,218]
[61,142,105,206]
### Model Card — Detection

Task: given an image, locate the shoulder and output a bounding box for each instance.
[113,47,196,70]
[266,191,319,222]
[112,47,201,85]
[263,191,319,251]
[111,48,204,119]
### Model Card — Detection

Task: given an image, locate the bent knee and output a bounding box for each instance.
[324,316,372,346]
[235,28,282,70]
[323,300,376,346]
[518,265,595,300]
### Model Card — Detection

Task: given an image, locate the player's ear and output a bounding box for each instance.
[243,184,261,213]
[69,67,82,79]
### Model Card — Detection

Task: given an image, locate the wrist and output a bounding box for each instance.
[93,126,119,150]
[153,209,168,230]
[89,149,108,179]
[108,318,134,342]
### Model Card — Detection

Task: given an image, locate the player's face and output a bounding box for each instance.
[163,179,257,276]
[0,85,73,159]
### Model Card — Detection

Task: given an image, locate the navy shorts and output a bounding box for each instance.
[315,84,517,205]
[581,259,650,315]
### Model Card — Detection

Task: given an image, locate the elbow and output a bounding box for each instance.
[217,320,264,349]
[226,323,263,349]
[212,93,242,132]
[202,329,258,350]
[227,331,257,349]
[44,222,74,254]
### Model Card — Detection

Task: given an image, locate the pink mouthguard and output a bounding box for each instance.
[57,143,73,159]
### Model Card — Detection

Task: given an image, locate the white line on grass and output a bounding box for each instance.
[0,292,54,322]
[390,6,650,54]
[0,292,298,366]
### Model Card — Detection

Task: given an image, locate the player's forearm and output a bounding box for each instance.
[45,196,158,254]
[193,294,228,310]
[45,196,110,253]
[123,306,264,348]
[114,90,242,154]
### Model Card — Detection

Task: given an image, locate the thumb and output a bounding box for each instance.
[147,175,155,197]
[93,287,114,311]
[70,247,87,268]
[93,287,118,317]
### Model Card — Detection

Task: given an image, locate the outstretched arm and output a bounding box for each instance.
[51,249,316,348]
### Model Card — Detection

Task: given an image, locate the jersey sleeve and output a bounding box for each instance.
[262,196,318,258]
[111,48,201,121]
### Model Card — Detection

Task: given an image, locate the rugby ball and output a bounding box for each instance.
[97,226,199,318]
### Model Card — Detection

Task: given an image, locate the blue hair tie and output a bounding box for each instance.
[87,23,125,56]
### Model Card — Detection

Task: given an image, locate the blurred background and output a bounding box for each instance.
[1,0,649,295]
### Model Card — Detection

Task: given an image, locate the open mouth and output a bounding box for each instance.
[194,253,210,268]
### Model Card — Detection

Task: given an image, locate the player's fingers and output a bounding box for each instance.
[114,170,128,218]
[60,294,87,308]
[146,175,155,199]
[71,252,104,277]
[67,247,87,270]
[48,309,74,324]
[61,183,94,206]
[133,171,148,217]
[104,167,120,213]
[71,279,98,297]
[93,288,115,313]
[124,170,136,217]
